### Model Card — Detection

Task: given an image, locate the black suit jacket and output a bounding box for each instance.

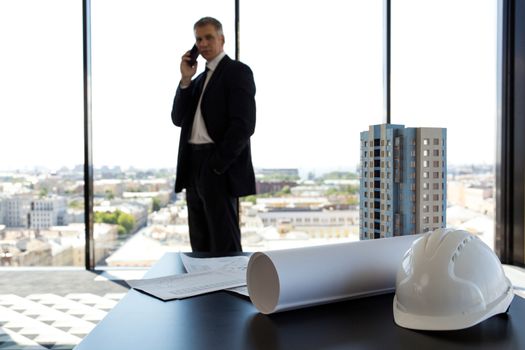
[171,55,256,197]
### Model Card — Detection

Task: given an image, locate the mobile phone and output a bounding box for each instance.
[188,44,199,67]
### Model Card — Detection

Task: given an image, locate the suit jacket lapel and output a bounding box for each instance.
[202,55,231,99]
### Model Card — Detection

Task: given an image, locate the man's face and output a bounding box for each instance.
[194,24,224,61]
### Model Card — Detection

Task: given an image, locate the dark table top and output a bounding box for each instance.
[75,252,525,350]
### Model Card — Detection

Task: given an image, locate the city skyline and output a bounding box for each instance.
[0,162,494,181]
[0,156,496,268]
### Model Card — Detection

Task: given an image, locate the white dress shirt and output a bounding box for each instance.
[185,51,226,144]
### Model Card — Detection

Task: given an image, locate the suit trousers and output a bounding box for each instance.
[186,145,242,253]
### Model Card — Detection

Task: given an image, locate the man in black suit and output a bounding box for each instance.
[171,17,256,253]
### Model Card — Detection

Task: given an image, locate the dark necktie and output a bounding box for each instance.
[198,66,210,95]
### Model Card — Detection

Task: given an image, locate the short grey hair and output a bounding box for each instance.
[194,17,223,36]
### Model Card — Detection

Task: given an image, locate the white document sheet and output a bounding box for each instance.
[246,234,422,314]
[180,254,250,297]
[127,269,246,301]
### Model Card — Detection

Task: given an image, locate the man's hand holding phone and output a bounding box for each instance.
[180,44,199,86]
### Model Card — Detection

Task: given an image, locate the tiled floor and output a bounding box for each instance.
[0,293,125,350]
[0,269,141,350]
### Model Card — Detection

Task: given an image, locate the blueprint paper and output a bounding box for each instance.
[127,269,246,300]
[246,234,422,314]
[180,254,250,296]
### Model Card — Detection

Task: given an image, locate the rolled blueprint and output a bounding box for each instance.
[247,234,421,314]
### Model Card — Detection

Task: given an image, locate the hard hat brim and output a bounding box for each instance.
[393,278,514,331]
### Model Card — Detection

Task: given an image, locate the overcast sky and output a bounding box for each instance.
[0,0,497,174]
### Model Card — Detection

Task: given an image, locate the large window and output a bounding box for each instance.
[0,0,84,267]
[241,1,383,250]
[0,0,503,268]
[391,0,498,250]
[91,0,234,267]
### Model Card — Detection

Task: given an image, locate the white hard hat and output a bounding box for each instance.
[393,228,514,331]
